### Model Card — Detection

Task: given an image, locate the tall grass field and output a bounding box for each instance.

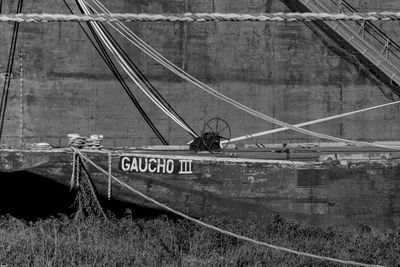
[0,172,399,266]
[0,213,399,266]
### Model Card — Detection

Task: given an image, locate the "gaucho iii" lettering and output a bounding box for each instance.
[119,156,193,174]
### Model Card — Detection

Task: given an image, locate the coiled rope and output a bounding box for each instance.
[71,147,385,267]
[1,12,400,23]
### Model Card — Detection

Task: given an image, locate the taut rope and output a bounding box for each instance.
[85,0,400,150]
[223,100,400,144]
[1,12,400,23]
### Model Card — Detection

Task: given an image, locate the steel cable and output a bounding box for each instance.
[64,0,169,145]
[87,0,400,150]
[0,0,23,141]
[93,16,197,138]
[77,0,197,137]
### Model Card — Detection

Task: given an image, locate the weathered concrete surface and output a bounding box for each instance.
[1,0,400,146]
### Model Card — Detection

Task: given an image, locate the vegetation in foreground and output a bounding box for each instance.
[0,173,399,266]
[0,212,399,267]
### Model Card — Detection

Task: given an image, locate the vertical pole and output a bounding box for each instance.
[19,51,24,147]
[182,0,189,71]
[107,151,112,200]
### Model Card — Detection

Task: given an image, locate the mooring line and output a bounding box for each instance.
[0,12,400,23]
[77,155,108,221]
[70,150,77,190]
[71,147,386,267]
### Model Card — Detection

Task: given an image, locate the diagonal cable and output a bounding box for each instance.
[86,0,400,150]
[92,18,197,138]
[65,0,168,145]
[0,0,23,140]
[77,0,197,137]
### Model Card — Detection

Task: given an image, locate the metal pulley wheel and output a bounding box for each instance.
[201,118,231,153]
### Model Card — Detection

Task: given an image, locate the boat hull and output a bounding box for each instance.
[1,148,400,231]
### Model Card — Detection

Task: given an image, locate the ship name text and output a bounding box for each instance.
[119,156,193,174]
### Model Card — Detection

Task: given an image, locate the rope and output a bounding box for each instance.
[107,150,112,200]
[71,147,385,267]
[77,155,108,221]
[87,0,400,151]
[63,0,169,145]
[77,0,198,137]
[223,100,400,144]
[2,12,400,22]
[70,149,107,220]
[94,18,198,138]
[88,0,400,151]
[70,150,77,190]
[76,155,80,187]
[0,0,23,141]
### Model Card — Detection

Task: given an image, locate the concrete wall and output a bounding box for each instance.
[1,0,400,147]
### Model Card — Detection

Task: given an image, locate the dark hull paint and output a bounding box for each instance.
[1,148,400,231]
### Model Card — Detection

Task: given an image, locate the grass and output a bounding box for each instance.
[0,213,398,266]
[0,173,398,266]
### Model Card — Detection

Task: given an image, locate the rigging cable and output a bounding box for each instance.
[0,0,23,141]
[64,0,168,145]
[78,0,195,137]
[86,0,400,150]
[93,19,197,138]
[223,100,400,144]
[77,0,198,137]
